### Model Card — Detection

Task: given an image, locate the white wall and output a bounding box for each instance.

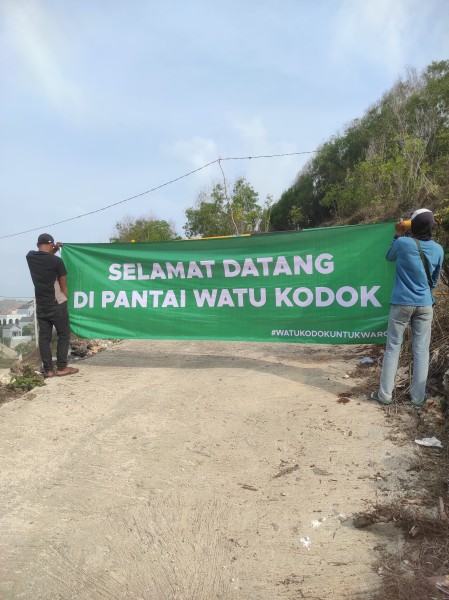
[10,335,33,349]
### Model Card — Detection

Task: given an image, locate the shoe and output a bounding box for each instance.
[411,400,426,409]
[410,394,427,409]
[55,367,79,377]
[370,391,392,406]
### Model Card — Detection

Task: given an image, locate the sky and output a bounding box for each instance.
[1,0,448,299]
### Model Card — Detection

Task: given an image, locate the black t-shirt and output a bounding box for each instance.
[26,251,67,306]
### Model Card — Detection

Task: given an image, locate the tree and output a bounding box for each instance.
[13,341,35,356]
[270,60,449,229]
[110,215,178,243]
[184,177,270,238]
[270,171,327,230]
[21,325,34,336]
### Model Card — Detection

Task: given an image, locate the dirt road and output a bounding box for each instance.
[0,340,414,599]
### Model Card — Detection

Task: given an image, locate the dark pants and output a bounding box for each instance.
[36,302,70,372]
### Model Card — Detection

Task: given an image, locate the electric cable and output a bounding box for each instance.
[0,151,316,240]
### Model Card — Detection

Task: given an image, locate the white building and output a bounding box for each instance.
[1,323,32,349]
[16,301,34,317]
[0,300,34,326]
[2,323,22,338]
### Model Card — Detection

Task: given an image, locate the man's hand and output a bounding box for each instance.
[395,219,406,236]
[52,242,64,254]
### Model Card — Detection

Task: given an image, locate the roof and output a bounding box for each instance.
[18,301,34,309]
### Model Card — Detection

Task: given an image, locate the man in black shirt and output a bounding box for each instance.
[26,233,79,378]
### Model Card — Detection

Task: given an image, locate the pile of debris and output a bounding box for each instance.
[69,337,117,360]
[1,338,118,385]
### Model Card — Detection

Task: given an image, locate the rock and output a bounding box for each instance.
[70,338,116,359]
[70,339,90,358]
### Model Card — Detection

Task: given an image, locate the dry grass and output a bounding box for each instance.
[351,286,449,600]
[0,384,22,407]
[369,536,449,600]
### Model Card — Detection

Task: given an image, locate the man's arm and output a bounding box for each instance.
[386,220,406,261]
[386,240,399,261]
[431,248,445,288]
[58,275,68,299]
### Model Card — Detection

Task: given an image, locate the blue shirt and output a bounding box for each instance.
[386,237,444,306]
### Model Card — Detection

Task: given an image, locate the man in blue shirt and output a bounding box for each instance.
[371,209,444,408]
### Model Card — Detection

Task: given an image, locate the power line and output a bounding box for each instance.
[0,151,316,240]
[219,152,312,161]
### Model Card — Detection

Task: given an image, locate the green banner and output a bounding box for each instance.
[62,223,395,344]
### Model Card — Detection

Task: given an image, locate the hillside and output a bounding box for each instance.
[270,60,449,233]
[0,299,23,313]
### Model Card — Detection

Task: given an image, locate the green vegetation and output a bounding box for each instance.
[109,62,448,250]
[270,60,449,230]
[21,325,34,336]
[8,365,45,392]
[184,177,272,238]
[110,215,179,243]
[13,341,36,357]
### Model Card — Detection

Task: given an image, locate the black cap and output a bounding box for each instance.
[37,233,55,245]
[411,209,435,241]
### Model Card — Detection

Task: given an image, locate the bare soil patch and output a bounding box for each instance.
[0,339,436,599]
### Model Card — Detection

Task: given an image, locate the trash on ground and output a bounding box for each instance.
[360,357,374,365]
[299,536,311,549]
[311,517,326,529]
[414,436,443,448]
[428,574,449,595]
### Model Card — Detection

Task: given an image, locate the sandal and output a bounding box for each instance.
[370,391,392,406]
[55,367,79,377]
[44,371,55,378]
